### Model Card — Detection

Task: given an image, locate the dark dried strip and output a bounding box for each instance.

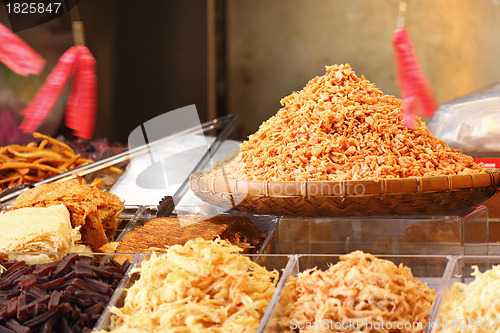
[5,319,30,333]
[0,254,129,332]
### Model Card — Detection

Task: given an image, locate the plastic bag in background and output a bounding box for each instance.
[427,83,500,154]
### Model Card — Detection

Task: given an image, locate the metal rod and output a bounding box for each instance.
[397,0,408,29]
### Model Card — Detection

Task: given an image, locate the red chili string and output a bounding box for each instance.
[393,27,437,128]
[65,46,96,140]
[19,46,96,140]
[19,47,80,134]
[0,22,45,76]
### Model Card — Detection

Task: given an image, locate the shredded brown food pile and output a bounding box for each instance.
[219,64,484,181]
[281,251,436,333]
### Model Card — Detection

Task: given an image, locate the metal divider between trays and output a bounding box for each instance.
[93,254,143,331]
[114,206,147,242]
[426,255,458,333]
[256,254,298,333]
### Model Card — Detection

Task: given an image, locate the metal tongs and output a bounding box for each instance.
[0,114,237,205]
[156,113,237,217]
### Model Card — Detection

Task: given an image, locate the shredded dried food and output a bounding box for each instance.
[103,239,278,333]
[437,265,500,333]
[281,251,435,333]
[218,64,484,181]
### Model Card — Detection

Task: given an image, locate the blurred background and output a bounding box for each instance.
[1,0,500,144]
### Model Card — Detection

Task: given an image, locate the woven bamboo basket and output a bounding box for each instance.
[189,170,500,217]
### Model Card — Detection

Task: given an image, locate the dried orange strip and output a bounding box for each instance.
[32,132,74,154]
[0,162,64,174]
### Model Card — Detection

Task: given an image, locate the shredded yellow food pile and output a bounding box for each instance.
[437,265,500,333]
[281,251,436,333]
[219,64,484,181]
[103,239,278,332]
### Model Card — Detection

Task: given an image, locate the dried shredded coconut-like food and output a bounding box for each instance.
[437,265,500,333]
[281,251,436,333]
[103,239,278,333]
[219,64,484,181]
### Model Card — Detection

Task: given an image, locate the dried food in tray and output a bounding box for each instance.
[108,206,278,263]
[434,256,500,333]
[0,133,95,192]
[95,239,284,332]
[0,204,147,260]
[0,252,133,332]
[261,253,452,333]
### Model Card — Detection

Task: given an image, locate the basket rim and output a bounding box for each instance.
[190,169,500,197]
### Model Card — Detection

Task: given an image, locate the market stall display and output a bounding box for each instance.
[1,7,499,328]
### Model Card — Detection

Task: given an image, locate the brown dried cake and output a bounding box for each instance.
[115,215,266,256]
[12,179,124,250]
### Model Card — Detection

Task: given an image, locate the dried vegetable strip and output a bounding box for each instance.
[218,64,484,181]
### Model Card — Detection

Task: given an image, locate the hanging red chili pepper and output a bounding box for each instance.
[19,47,80,134]
[393,27,437,128]
[65,46,96,140]
[19,15,97,141]
[19,46,97,140]
[393,0,437,128]
[0,22,45,76]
